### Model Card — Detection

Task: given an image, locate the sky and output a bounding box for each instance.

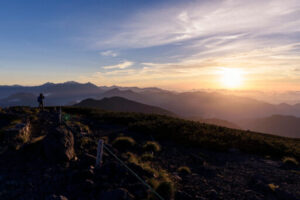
[0,0,300,92]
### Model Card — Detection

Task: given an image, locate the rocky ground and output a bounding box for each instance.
[0,107,299,200]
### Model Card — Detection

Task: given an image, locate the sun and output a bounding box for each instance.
[220,68,243,89]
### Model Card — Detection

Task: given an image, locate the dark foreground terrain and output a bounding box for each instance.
[0,107,299,200]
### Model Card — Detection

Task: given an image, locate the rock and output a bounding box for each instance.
[248,175,270,194]
[176,190,193,200]
[46,194,68,200]
[280,160,299,170]
[172,174,182,181]
[80,153,96,167]
[100,161,127,177]
[207,189,218,199]
[82,179,94,192]
[190,154,205,165]
[43,126,75,162]
[128,183,148,199]
[71,169,94,182]
[228,148,240,153]
[6,122,31,150]
[274,189,298,200]
[99,188,134,200]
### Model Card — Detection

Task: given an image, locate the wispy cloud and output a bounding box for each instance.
[100,50,118,57]
[102,61,134,69]
[90,0,300,49]
[80,0,300,91]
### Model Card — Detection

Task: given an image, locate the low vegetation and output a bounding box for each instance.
[282,157,299,166]
[64,107,300,160]
[177,166,192,174]
[112,136,136,150]
[143,141,161,152]
[268,183,279,192]
[141,153,154,161]
[120,149,174,199]
[156,181,175,200]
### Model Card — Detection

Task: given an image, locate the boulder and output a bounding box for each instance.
[6,122,31,150]
[43,126,75,162]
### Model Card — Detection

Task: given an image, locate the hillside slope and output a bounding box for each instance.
[239,115,300,138]
[74,96,175,116]
[188,117,241,129]
[0,107,299,200]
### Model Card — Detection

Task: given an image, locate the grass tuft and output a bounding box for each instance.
[143,141,161,152]
[268,183,279,192]
[177,166,191,174]
[112,136,136,150]
[141,153,154,161]
[282,157,299,166]
[156,181,175,200]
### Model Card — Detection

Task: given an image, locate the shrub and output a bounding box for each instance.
[177,166,191,174]
[73,121,91,134]
[79,136,93,149]
[268,183,279,192]
[141,153,154,161]
[112,136,136,150]
[123,152,139,164]
[143,141,161,152]
[156,181,175,200]
[147,178,159,189]
[282,157,299,166]
[158,169,171,182]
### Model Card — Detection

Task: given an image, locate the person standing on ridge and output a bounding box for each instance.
[37,93,45,110]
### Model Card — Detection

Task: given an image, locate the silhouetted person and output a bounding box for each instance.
[37,93,45,110]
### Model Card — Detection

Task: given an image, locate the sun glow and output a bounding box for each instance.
[220,68,243,89]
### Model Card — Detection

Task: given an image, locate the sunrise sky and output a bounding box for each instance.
[1,0,300,91]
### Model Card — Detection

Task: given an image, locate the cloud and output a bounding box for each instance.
[90,0,300,49]
[100,50,118,57]
[79,0,300,91]
[102,61,134,69]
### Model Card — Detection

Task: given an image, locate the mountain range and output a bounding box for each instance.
[1,81,300,138]
[74,97,174,116]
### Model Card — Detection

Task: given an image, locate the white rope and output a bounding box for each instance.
[103,144,165,200]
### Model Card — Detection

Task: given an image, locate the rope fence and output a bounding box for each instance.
[61,112,165,200]
[102,142,165,200]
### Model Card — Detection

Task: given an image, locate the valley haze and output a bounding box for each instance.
[1,81,300,138]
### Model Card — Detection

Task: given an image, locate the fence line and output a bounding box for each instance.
[103,144,165,200]
[61,114,164,200]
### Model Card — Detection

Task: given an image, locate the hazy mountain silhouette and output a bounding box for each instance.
[239,115,300,138]
[74,96,174,116]
[0,82,103,107]
[2,81,300,126]
[0,93,36,107]
[98,88,300,122]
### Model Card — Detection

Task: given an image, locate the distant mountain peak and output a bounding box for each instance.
[75,96,174,116]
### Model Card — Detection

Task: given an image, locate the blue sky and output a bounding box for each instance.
[1,0,300,91]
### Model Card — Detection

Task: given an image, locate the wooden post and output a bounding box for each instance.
[96,139,104,168]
